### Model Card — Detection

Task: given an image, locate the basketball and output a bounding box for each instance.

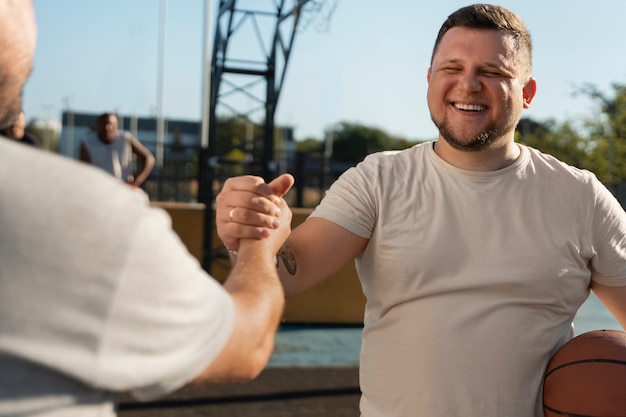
[543,329,626,417]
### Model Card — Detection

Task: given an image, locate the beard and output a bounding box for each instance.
[430,111,518,152]
[433,117,498,152]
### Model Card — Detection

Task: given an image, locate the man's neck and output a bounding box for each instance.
[432,138,521,171]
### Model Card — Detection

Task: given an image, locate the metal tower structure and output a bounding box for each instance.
[198,0,332,271]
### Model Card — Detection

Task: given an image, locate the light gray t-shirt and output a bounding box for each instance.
[0,139,234,416]
[311,142,626,417]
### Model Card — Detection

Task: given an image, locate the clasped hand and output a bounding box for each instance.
[216,174,295,255]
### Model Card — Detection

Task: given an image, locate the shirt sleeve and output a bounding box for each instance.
[310,155,381,239]
[94,208,235,401]
[589,177,626,286]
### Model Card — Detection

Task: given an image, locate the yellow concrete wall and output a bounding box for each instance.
[151,202,206,262]
[152,202,366,324]
[280,208,365,324]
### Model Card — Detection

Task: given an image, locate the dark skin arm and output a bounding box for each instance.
[129,135,155,186]
[79,142,91,163]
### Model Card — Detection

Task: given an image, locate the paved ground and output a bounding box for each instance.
[117,367,360,417]
[117,325,362,416]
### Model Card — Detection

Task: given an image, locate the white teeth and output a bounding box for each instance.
[454,103,485,111]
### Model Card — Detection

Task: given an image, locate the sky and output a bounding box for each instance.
[24,0,626,142]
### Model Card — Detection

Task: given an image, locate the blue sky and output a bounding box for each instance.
[24,1,626,141]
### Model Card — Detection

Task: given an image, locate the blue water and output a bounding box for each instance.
[269,293,622,367]
[573,292,622,335]
[269,325,363,367]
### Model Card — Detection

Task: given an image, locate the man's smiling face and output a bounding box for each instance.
[427,27,534,152]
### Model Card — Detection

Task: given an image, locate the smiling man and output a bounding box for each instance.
[427,19,536,168]
[214,4,626,417]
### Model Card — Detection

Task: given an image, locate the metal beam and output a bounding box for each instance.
[198,0,314,272]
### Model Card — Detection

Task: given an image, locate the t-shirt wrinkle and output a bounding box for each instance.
[93,212,145,388]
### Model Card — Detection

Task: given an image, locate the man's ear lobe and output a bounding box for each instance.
[522,78,537,108]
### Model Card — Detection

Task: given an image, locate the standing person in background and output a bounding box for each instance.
[0,109,42,147]
[0,1,293,416]
[80,112,155,186]
[215,3,626,417]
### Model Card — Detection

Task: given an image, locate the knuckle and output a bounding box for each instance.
[250,196,271,212]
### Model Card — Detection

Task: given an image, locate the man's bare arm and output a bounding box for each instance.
[591,282,626,330]
[191,197,292,384]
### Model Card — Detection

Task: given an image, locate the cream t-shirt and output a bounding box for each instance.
[311,142,626,417]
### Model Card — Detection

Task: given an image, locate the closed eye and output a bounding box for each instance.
[444,66,462,73]
[482,69,503,77]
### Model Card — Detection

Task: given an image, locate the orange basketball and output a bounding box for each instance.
[544,329,626,417]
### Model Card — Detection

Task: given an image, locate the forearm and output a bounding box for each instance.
[275,237,347,297]
[225,240,283,298]
[276,239,310,296]
[192,240,284,383]
[132,156,155,186]
[275,220,367,297]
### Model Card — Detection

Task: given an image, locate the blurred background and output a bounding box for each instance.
[23,0,626,204]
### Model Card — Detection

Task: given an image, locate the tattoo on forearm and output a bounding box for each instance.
[277,243,297,276]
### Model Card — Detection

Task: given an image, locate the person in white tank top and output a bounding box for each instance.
[80,113,155,186]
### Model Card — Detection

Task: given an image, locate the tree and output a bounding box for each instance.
[516,117,590,170]
[329,121,420,164]
[575,82,626,184]
[295,137,323,153]
[27,120,60,152]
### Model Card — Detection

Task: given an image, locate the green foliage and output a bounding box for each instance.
[516,118,589,170]
[517,82,626,186]
[26,123,59,152]
[215,116,260,158]
[577,83,626,184]
[296,138,324,153]
[327,121,421,164]
[214,117,423,166]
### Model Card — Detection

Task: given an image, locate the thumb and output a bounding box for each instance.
[268,173,295,197]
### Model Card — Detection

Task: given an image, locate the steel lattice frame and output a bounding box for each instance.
[198,0,318,271]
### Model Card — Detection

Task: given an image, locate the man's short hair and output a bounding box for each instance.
[430,4,533,79]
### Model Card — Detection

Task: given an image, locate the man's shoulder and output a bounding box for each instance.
[519,145,607,203]
[356,142,431,175]
[523,145,595,180]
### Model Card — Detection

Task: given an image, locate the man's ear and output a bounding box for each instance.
[522,77,537,108]
[427,67,432,84]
